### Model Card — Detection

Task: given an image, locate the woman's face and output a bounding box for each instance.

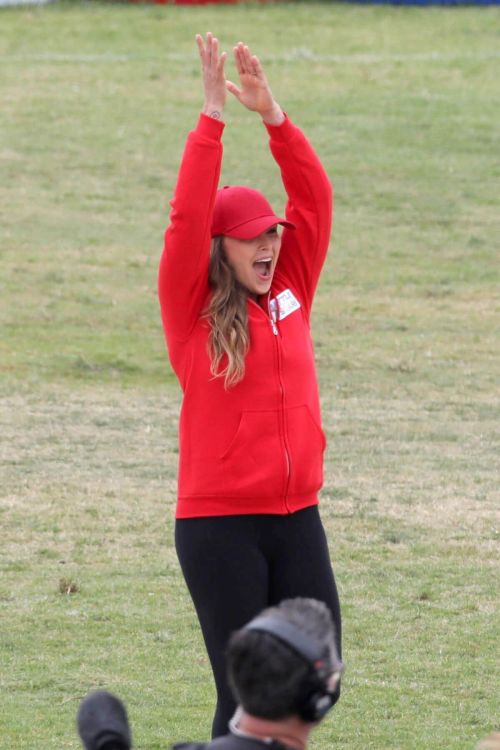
[223,226,281,298]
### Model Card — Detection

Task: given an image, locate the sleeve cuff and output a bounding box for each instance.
[264,112,295,141]
[197,112,226,139]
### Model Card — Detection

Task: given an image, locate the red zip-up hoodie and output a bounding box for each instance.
[158,113,332,518]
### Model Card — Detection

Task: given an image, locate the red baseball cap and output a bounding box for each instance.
[211,185,296,240]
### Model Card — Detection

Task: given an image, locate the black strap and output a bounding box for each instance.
[244,617,322,665]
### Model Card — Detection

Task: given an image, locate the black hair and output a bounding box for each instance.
[226,598,337,720]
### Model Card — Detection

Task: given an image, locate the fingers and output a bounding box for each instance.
[252,55,265,80]
[197,32,228,115]
[195,32,205,61]
[217,50,227,76]
[233,41,263,80]
[196,32,226,73]
[196,32,211,67]
[197,35,263,81]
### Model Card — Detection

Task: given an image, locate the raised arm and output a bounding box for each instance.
[227,43,332,318]
[158,33,227,346]
[266,116,333,319]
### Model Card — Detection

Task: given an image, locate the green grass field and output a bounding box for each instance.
[1,2,499,748]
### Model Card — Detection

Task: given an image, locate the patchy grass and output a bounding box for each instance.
[0,2,498,749]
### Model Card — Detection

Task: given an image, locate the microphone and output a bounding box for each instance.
[77,690,132,750]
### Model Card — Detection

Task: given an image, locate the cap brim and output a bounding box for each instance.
[225,215,296,240]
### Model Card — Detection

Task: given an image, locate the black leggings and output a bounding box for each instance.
[175,505,342,738]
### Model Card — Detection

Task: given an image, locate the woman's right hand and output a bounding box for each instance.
[196,32,227,120]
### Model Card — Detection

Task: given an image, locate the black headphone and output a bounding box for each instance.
[244,615,342,723]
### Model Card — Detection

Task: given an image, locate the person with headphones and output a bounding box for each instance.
[76,598,343,750]
[174,597,344,750]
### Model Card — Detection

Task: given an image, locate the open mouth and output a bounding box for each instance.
[253,258,273,279]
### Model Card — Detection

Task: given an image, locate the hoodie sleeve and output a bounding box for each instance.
[265,115,333,320]
[158,114,225,348]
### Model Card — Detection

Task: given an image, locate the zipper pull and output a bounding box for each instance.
[270,319,278,335]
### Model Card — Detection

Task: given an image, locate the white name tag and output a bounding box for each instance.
[272,289,301,321]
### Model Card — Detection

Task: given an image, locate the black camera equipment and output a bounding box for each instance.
[77,690,132,750]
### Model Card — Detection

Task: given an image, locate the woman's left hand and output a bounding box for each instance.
[226,42,284,125]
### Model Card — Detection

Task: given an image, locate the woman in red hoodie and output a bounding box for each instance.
[158,33,341,737]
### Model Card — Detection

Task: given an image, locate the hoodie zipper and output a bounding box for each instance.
[249,296,291,507]
[266,295,291,509]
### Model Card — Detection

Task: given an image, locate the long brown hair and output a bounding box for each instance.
[205,236,250,388]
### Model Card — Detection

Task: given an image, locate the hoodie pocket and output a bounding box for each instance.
[220,410,286,498]
[285,405,326,495]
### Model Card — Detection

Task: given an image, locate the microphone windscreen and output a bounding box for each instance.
[77,690,131,750]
